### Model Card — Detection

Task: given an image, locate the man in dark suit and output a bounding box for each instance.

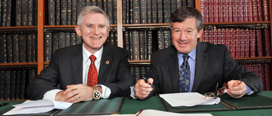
[134,7,263,99]
[27,6,133,103]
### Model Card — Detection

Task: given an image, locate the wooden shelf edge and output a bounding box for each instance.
[0,63,38,66]
[204,21,271,25]
[44,24,117,28]
[234,57,272,60]
[0,26,37,29]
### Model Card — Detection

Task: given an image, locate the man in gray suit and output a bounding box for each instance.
[27,6,133,103]
[135,7,263,100]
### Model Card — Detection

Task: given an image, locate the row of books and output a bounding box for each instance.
[44,31,117,62]
[130,66,150,83]
[200,0,270,23]
[0,0,38,27]
[48,0,118,25]
[122,0,194,24]
[124,29,171,60]
[202,27,271,58]
[243,63,271,91]
[0,33,37,63]
[0,68,37,100]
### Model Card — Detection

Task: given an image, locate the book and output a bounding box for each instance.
[57,97,124,115]
[61,0,68,25]
[20,70,26,99]
[31,34,37,62]
[0,70,4,100]
[27,0,34,26]
[163,0,171,23]
[71,0,77,25]
[19,34,27,62]
[26,34,32,62]
[151,0,157,23]
[67,0,72,25]
[21,0,28,26]
[15,69,21,99]
[4,70,10,100]
[140,0,147,23]
[44,32,52,62]
[48,0,56,25]
[6,34,12,63]
[56,0,61,25]
[157,0,163,23]
[12,34,19,63]
[10,70,16,100]
[263,28,271,56]
[15,0,22,26]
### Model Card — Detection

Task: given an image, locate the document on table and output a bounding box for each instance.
[3,99,73,115]
[159,92,220,107]
[136,109,213,116]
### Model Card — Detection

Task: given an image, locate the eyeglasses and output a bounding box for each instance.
[204,75,242,99]
[204,86,227,98]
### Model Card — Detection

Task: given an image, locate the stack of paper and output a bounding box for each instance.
[3,99,72,115]
[159,92,220,107]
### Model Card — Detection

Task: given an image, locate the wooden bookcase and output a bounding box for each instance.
[0,0,271,100]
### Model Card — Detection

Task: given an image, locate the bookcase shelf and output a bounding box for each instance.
[0,63,37,66]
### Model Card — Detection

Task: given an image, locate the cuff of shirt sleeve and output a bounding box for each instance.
[130,86,138,99]
[245,85,254,95]
[96,84,111,98]
[43,89,62,102]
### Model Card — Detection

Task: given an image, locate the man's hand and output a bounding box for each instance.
[55,84,95,103]
[226,80,247,98]
[135,78,154,99]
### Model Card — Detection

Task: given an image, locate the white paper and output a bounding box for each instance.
[159,92,220,107]
[137,109,213,116]
[3,100,72,115]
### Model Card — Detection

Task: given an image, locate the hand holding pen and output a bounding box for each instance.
[142,77,155,90]
[135,77,155,99]
[226,74,246,98]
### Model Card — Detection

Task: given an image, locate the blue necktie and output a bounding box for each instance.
[179,55,190,92]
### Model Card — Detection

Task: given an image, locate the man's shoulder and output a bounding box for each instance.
[199,42,228,51]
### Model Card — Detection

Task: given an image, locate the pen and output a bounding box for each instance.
[136,109,143,116]
[0,102,8,107]
[142,77,155,89]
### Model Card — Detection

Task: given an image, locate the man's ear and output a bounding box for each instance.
[75,25,82,37]
[197,28,204,38]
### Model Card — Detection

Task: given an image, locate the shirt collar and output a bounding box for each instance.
[82,44,103,63]
[177,47,196,61]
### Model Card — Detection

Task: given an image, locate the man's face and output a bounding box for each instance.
[75,12,110,54]
[171,17,203,54]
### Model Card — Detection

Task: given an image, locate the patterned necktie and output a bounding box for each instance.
[87,55,98,87]
[179,55,190,92]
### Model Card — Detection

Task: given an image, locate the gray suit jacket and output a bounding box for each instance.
[146,42,263,97]
[27,44,133,99]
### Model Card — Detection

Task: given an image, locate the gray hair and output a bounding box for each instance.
[77,6,110,27]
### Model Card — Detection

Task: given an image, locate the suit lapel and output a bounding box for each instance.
[168,46,180,92]
[192,42,209,91]
[98,44,112,83]
[71,44,83,84]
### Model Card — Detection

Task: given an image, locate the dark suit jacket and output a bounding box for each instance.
[147,42,263,97]
[27,44,133,100]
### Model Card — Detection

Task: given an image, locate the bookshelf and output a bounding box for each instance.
[0,0,271,100]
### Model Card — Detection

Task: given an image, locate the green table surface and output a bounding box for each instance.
[1,91,272,116]
[120,91,272,116]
